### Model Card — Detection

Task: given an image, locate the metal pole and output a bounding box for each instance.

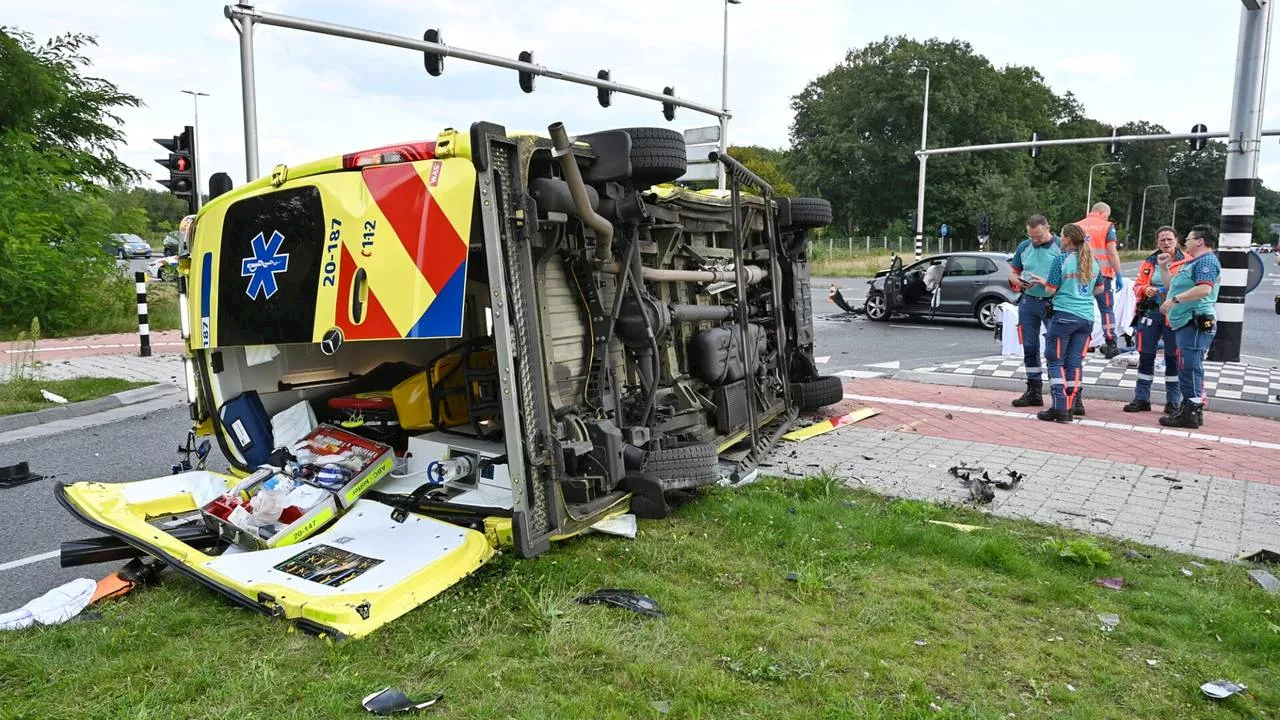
[1137,184,1168,252]
[135,272,151,358]
[1086,161,1119,214]
[919,128,1280,158]
[913,67,930,262]
[1212,0,1273,363]
[717,0,738,191]
[1171,196,1193,228]
[231,10,260,181]
[181,90,209,209]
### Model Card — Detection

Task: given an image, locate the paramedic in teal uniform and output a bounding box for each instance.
[1036,223,1103,423]
[1007,215,1061,408]
[1159,224,1221,429]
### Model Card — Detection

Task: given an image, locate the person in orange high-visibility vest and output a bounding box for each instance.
[1075,202,1125,359]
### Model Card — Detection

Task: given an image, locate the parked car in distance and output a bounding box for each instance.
[147,255,179,282]
[109,233,153,259]
[864,252,1017,330]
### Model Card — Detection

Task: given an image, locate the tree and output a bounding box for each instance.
[726,145,797,197]
[0,27,143,333]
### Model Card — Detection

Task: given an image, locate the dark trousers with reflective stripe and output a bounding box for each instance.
[1044,313,1092,412]
[1017,295,1050,381]
[1175,323,1216,406]
[1133,309,1181,404]
[1094,281,1116,343]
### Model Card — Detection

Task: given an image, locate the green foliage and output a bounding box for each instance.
[1042,537,1113,567]
[0,27,143,335]
[726,144,798,197]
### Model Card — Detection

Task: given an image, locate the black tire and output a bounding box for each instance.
[783,197,833,230]
[790,375,844,410]
[864,291,890,321]
[619,127,687,186]
[642,442,720,492]
[975,297,1002,331]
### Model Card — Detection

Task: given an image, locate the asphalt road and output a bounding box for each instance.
[0,258,1274,611]
[116,256,155,279]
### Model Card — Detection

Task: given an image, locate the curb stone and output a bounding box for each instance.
[0,383,180,434]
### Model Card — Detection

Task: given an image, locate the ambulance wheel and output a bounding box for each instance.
[642,442,720,492]
[618,127,687,187]
[791,375,844,410]
[782,197,833,230]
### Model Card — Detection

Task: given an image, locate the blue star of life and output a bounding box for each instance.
[241,230,290,300]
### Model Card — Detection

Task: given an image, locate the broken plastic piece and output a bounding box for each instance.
[1247,569,1279,594]
[0,461,45,489]
[576,589,664,617]
[1094,576,1125,591]
[994,469,1024,490]
[1097,613,1121,631]
[1200,680,1247,699]
[361,687,443,715]
[40,389,68,404]
[590,513,637,539]
[1181,567,1195,577]
[926,520,989,533]
[781,407,878,441]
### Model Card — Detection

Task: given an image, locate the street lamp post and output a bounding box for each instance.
[180,89,209,210]
[912,66,931,261]
[1171,196,1194,230]
[717,0,741,191]
[1086,161,1120,214]
[1137,183,1169,252]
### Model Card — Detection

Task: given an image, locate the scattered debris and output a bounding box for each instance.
[1147,659,1159,667]
[1171,485,1184,490]
[1056,509,1089,518]
[944,413,954,420]
[589,513,637,539]
[784,572,800,582]
[1181,568,1195,577]
[1160,474,1179,483]
[1094,576,1125,591]
[1066,684,1076,692]
[928,702,942,712]
[969,474,994,505]
[828,285,859,314]
[926,520,989,533]
[576,589,664,617]
[1239,548,1280,564]
[1097,613,1121,632]
[1123,549,1148,561]
[650,700,672,715]
[1247,569,1279,594]
[1090,517,1114,525]
[0,461,46,489]
[993,469,1024,490]
[1189,561,1207,569]
[782,407,878,441]
[361,687,443,715]
[40,389,68,404]
[1200,680,1247,700]
[895,420,924,433]
[861,455,874,461]
[914,639,928,647]
[0,578,97,631]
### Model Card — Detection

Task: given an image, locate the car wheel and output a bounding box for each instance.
[790,375,844,410]
[616,127,688,187]
[975,298,1002,330]
[864,291,890,321]
[642,442,720,492]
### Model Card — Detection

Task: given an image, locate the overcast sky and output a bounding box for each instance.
[7,0,1280,193]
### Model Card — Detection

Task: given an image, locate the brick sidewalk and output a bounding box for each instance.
[775,378,1280,561]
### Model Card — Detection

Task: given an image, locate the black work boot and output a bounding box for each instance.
[1036,407,1072,423]
[1123,399,1151,413]
[1163,402,1178,415]
[1071,389,1086,416]
[1159,400,1197,429]
[1100,339,1120,359]
[1187,402,1204,429]
[1012,380,1044,408]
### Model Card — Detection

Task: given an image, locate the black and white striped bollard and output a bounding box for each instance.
[135,271,151,357]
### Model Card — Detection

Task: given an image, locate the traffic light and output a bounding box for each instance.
[155,125,196,214]
[1028,132,1040,159]
[597,69,613,107]
[517,50,535,93]
[423,29,444,76]
[1189,123,1208,152]
[978,213,991,237]
[662,86,676,121]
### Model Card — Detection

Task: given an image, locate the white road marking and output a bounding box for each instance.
[0,550,59,572]
[836,370,886,379]
[867,360,902,370]
[890,324,944,331]
[840,392,1277,450]
[814,356,831,364]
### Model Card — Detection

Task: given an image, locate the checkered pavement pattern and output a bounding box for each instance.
[917,354,1280,405]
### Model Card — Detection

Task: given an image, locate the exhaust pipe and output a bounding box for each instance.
[548,122,615,264]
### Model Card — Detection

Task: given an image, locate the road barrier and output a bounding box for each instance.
[135,271,150,358]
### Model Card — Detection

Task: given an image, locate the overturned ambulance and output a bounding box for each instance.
[57,9,838,640]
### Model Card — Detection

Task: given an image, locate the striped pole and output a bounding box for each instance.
[135,271,151,357]
[914,156,927,262]
[1211,0,1274,363]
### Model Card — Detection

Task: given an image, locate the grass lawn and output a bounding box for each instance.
[0,377,150,415]
[2,477,1275,719]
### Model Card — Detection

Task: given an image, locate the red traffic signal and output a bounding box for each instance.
[154,125,196,208]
